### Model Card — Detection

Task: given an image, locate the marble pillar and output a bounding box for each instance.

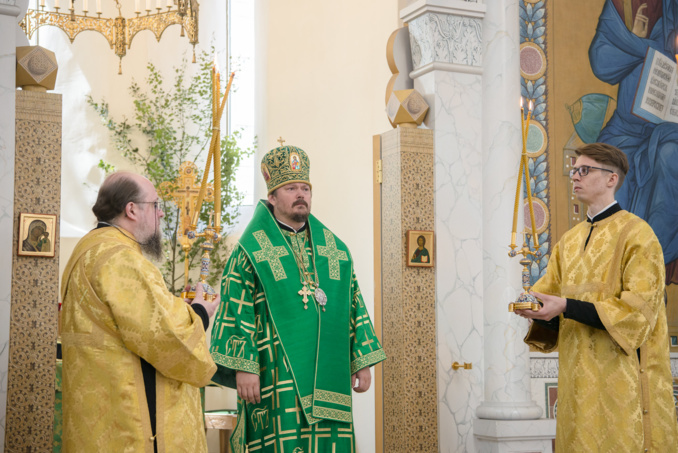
[475,0,542,422]
[403,0,548,450]
[402,1,486,451]
[0,2,22,449]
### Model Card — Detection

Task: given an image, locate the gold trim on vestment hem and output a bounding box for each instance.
[351,349,387,374]
[212,352,260,374]
[312,407,352,423]
[314,389,352,407]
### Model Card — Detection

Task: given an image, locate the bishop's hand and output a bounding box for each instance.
[236,371,261,404]
[352,367,371,393]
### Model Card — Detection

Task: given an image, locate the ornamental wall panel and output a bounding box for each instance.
[6,90,62,451]
[380,127,437,452]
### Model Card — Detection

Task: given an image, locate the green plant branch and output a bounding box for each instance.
[88,48,255,295]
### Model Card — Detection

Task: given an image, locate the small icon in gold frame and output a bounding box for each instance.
[18,212,57,258]
[406,230,434,268]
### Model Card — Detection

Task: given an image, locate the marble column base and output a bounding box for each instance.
[475,401,542,420]
[474,418,555,453]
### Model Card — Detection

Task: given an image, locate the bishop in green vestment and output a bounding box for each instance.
[210,145,386,453]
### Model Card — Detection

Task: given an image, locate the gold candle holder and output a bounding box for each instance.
[181,60,235,302]
[508,98,541,312]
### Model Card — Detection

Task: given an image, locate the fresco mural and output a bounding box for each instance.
[521,0,678,348]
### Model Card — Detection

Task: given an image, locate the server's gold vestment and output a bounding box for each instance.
[526,210,678,452]
[61,227,217,453]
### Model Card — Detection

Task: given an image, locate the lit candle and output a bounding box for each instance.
[135,0,140,12]
[523,100,539,248]
[97,0,101,13]
[69,0,73,10]
[167,0,172,7]
[146,0,151,11]
[83,0,88,11]
[511,97,525,248]
[54,0,59,8]
[40,0,45,7]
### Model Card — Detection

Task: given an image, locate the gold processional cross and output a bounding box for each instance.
[159,161,213,287]
[277,136,285,147]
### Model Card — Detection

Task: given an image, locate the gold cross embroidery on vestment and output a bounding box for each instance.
[317,229,348,280]
[252,230,289,281]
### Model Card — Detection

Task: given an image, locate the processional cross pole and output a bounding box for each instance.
[180,58,235,301]
[159,162,213,288]
[508,98,542,312]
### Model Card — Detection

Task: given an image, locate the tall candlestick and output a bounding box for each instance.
[191,68,235,231]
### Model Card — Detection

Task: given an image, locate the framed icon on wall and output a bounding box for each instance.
[406,230,434,268]
[18,212,57,258]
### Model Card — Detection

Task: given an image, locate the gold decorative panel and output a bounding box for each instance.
[380,127,437,452]
[6,90,62,451]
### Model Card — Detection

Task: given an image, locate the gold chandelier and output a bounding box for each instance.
[20,0,199,74]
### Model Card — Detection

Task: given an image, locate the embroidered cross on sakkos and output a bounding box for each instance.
[252,230,289,281]
[317,229,348,280]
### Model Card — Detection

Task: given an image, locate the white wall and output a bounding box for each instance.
[254,1,399,450]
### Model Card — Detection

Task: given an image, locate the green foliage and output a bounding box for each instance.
[87,50,254,294]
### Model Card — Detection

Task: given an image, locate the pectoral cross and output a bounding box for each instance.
[298,285,312,310]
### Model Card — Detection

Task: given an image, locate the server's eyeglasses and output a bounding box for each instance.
[569,165,614,178]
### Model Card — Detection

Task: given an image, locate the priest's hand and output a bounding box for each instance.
[352,367,371,393]
[236,371,261,404]
[515,291,566,321]
[190,283,221,318]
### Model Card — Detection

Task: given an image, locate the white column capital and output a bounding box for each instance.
[401,0,486,22]
[401,0,486,77]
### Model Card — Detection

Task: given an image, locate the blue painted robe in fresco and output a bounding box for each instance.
[590,0,678,264]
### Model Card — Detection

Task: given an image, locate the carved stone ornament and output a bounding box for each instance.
[386,89,429,127]
[16,45,58,91]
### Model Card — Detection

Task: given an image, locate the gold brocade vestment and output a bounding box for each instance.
[526,210,678,452]
[60,227,216,453]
